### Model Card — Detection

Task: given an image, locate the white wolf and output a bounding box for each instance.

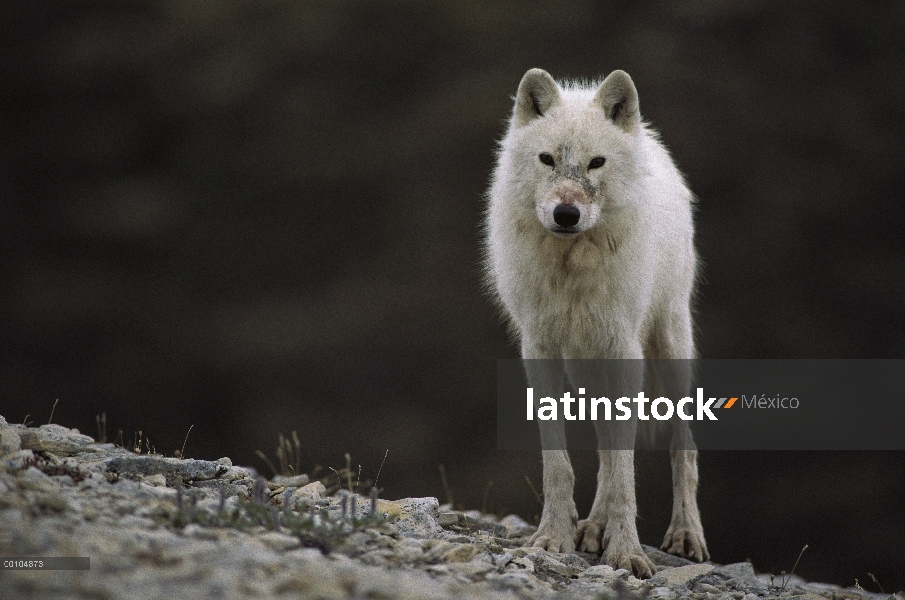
[484,68,708,577]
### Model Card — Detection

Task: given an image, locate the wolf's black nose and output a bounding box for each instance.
[553,204,580,227]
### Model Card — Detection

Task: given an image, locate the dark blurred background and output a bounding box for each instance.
[2,1,903,588]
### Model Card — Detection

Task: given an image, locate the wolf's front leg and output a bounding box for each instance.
[661,423,709,561]
[529,448,578,552]
[571,371,616,555]
[576,448,611,552]
[580,449,655,578]
[522,348,577,551]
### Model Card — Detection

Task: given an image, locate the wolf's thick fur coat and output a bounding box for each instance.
[484,69,708,578]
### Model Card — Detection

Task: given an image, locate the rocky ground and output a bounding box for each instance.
[0,416,900,600]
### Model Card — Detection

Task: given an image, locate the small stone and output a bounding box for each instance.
[532,553,579,577]
[272,473,308,487]
[449,554,495,578]
[651,586,675,598]
[224,466,253,481]
[557,553,591,571]
[662,563,715,585]
[291,481,327,502]
[508,557,535,573]
[582,564,616,579]
[500,513,535,538]
[492,571,536,590]
[384,497,443,538]
[492,551,513,567]
[804,582,842,592]
[216,457,232,466]
[438,511,460,527]
[715,562,756,581]
[643,544,696,568]
[0,426,22,456]
[442,543,481,562]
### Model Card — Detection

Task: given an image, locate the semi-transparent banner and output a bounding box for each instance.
[497,359,905,450]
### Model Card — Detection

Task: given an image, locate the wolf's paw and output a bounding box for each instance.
[575,518,606,553]
[528,514,577,553]
[661,525,709,562]
[604,545,655,579]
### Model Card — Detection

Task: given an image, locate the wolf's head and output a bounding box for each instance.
[509,68,641,238]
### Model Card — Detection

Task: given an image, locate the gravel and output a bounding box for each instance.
[0,415,899,600]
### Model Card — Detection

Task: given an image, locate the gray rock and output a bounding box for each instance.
[18,424,94,455]
[803,581,843,592]
[437,510,508,537]
[581,564,616,580]
[528,551,582,578]
[643,544,696,568]
[290,480,327,503]
[500,513,536,538]
[714,562,756,581]
[384,496,443,538]
[556,553,591,572]
[105,455,230,482]
[438,511,460,527]
[661,563,714,586]
[449,553,496,578]
[272,473,309,487]
[0,426,21,456]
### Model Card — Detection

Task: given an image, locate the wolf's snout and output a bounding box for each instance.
[553,204,581,227]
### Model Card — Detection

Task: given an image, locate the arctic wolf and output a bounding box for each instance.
[484,69,708,577]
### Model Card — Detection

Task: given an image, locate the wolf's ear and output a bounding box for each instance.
[513,69,562,128]
[594,70,640,134]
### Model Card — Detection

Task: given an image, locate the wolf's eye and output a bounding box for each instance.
[588,156,606,169]
[538,153,555,167]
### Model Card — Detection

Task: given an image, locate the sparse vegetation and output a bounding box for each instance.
[780,544,808,591]
[160,476,389,555]
[256,431,303,477]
